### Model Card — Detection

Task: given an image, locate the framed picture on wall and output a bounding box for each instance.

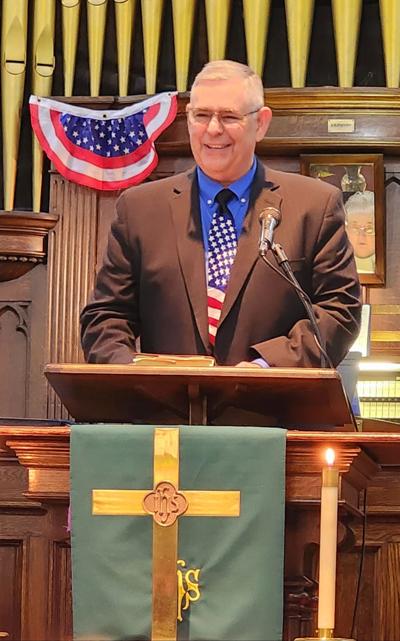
[300,153,385,286]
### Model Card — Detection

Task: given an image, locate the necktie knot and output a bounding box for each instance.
[215,188,235,214]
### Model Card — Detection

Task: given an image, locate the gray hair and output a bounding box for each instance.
[191,60,265,109]
[345,190,375,218]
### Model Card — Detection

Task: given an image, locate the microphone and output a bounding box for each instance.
[259,207,281,256]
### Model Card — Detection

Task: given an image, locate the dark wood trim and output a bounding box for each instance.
[0,211,58,282]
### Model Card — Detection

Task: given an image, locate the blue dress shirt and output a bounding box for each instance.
[197,158,257,246]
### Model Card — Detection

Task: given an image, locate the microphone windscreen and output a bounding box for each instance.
[259,207,281,226]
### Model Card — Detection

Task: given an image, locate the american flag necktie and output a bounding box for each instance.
[207,188,237,346]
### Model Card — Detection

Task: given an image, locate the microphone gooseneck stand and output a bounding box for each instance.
[260,242,334,369]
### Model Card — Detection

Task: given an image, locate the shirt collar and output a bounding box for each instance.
[197,158,257,203]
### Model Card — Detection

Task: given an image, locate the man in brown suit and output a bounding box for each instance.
[80,61,361,367]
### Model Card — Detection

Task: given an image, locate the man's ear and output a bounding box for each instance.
[256,106,272,142]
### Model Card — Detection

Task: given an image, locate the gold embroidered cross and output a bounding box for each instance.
[92,427,240,641]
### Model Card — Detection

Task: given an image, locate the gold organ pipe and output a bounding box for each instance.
[332,0,362,87]
[87,0,108,97]
[32,0,56,212]
[243,0,272,78]
[172,0,196,92]
[205,0,231,61]
[141,0,164,95]
[285,0,315,88]
[61,0,81,97]
[380,0,400,88]
[114,0,136,97]
[1,0,28,212]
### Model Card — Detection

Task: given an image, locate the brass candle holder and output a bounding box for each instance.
[295,629,355,641]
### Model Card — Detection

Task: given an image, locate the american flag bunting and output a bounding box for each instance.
[29,92,177,191]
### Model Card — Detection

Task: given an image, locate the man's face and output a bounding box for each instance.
[187,78,272,185]
[346,210,375,259]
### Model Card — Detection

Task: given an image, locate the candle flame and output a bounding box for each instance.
[325,448,335,466]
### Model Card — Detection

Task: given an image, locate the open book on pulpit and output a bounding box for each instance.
[45,361,356,430]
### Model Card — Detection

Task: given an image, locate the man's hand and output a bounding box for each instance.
[235,361,263,368]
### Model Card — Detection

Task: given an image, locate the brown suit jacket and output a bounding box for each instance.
[80,161,361,367]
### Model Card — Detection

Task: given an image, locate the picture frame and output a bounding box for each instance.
[300,153,385,286]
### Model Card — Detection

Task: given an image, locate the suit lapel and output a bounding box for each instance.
[219,163,283,326]
[169,170,209,351]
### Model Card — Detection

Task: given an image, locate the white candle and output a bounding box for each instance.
[317,447,339,632]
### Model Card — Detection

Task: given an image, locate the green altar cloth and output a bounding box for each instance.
[70,424,286,641]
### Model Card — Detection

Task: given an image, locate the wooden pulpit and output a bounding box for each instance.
[44,363,355,430]
[1,365,400,640]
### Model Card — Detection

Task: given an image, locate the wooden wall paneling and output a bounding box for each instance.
[0,264,48,420]
[0,447,28,505]
[25,265,49,419]
[376,542,400,640]
[49,539,72,641]
[1,428,76,639]
[0,502,70,640]
[370,304,400,335]
[0,538,23,641]
[25,508,71,641]
[335,545,378,640]
[346,522,400,641]
[283,508,319,638]
[334,466,400,640]
[366,467,400,514]
[0,452,47,641]
[96,192,120,273]
[22,535,50,641]
[0,302,29,417]
[261,88,400,153]
[47,174,99,419]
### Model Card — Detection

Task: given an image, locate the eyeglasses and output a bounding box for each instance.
[346,222,375,236]
[186,108,261,127]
